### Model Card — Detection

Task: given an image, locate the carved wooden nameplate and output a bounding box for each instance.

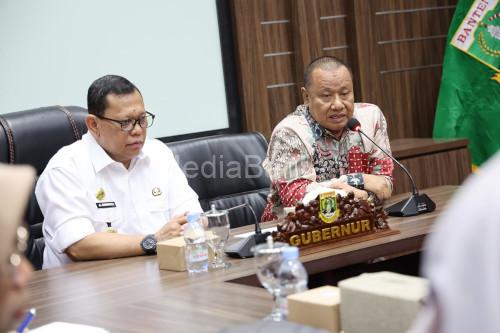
[272,191,400,251]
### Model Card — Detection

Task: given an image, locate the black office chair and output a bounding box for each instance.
[0,106,88,269]
[167,133,271,228]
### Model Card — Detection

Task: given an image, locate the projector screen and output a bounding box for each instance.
[0,0,236,139]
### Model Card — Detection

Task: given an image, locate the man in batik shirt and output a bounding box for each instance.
[261,56,394,222]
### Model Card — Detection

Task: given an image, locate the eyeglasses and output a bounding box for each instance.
[97,111,155,132]
[2,225,28,280]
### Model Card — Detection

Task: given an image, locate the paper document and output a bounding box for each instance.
[234,226,277,239]
[31,322,109,333]
[303,187,346,205]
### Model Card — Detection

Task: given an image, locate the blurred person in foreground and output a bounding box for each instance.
[410,151,500,333]
[0,164,35,332]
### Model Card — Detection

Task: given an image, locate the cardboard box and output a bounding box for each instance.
[157,233,217,272]
[338,271,429,333]
[157,236,188,271]
[288,286,341,333]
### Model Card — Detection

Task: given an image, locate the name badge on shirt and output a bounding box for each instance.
[96,201,117,209]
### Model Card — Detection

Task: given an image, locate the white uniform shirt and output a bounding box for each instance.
[36,133,202,269]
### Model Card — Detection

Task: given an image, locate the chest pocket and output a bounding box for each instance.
[92,204,121,232]
[147,193,170,221]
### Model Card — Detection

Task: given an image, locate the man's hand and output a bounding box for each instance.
[66,213,190,261]
[363,174,392,200]
[154,212,189,241]
[328,182,368,200]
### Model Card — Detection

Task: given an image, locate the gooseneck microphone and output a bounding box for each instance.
[223,203,270,258]
[347,117,436,217]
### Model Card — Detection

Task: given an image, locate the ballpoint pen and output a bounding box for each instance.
[16,308,36,333]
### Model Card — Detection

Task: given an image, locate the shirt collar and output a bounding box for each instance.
[296,105,348,141]
[84,133,148,173]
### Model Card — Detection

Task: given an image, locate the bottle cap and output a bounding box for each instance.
[282,246,299,260]
[203,204,227,218]
[186,213,201,223]
[266,235,274,248]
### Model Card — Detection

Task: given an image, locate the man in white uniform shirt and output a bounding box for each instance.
[36,75,202,269]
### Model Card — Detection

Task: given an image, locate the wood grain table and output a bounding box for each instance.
[25,186,457,333]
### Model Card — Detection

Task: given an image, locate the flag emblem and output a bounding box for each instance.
[451,1,499,71]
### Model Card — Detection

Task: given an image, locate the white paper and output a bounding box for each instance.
[234,226,277,239]
[31,322,109,333]
[302,187,346,205]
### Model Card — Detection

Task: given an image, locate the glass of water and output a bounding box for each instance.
[252,240,289,321]
[202,205,231,269]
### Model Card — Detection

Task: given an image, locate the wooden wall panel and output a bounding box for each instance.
[263,55,295,86]
[391,138,471,194]
[318,0,348,15]
[267,86,300,126]
[261,24,293,55]
[393,149,471,194]
[350,0,381,103]
[352,0,456,139]
[372,0,456,12]
[378,39,447,70]
[259,0,290,21]
[375,10,453,41]
[231,0,457,139]
[291,0,323,86]
[381,69,444,138]
[231,0,272,136]
[320,19,348,48]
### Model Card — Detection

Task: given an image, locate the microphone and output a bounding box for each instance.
[347,117,435,217]
[223,203,270,258]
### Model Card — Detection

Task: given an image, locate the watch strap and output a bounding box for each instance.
[347,173,364,190]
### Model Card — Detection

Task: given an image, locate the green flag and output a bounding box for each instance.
[434,0,500,167]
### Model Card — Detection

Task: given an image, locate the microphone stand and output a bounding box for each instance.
[357,129,436,217]
[223,203,271,258]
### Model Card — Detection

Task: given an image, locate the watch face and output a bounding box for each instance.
[143,237,156,250]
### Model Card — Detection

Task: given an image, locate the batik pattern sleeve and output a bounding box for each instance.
[369,107,394,188]
[264,127,316,183]
[262,128,319,221]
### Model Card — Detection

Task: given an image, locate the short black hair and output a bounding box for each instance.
[87,75,141,116]
[303,56,353,89]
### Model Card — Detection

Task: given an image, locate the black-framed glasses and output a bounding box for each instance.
[97,111,155,132]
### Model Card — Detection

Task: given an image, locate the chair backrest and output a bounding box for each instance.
[167,132,271,228]
[0,106,88,269]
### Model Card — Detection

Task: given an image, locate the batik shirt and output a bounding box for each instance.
[261,103,394,221]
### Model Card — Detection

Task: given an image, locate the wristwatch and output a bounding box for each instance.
[140,234,157,255]
[347,173,364,190]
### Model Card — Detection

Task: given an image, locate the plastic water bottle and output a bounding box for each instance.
[277,246,308,317]
[184,213,208,275]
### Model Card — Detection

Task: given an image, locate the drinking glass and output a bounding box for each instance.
[203,206,231,269]
[252,241,289,321]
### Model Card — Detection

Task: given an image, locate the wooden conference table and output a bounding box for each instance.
[26,186,457,333]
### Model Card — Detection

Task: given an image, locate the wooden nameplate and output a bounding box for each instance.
[299,227,399,256]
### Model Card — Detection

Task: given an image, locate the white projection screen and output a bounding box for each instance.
[0,0,239,139]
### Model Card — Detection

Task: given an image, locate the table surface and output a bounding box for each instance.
[25,186,457,333]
